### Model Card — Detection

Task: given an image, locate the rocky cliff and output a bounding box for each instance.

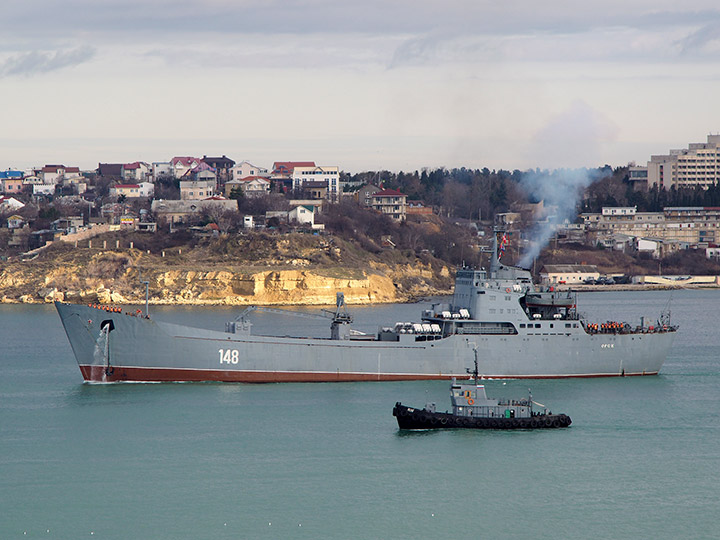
[0,237,453,305]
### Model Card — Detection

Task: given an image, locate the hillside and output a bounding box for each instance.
[0,230,454,305]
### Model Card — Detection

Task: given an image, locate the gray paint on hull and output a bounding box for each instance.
[56,302,674,381]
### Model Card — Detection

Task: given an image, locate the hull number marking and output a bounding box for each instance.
[219,349,240,364]
[601,343,614,349]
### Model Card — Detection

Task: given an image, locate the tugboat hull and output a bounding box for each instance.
[392,402,571,430]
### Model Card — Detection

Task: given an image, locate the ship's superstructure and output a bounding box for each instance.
[56,229,677,383]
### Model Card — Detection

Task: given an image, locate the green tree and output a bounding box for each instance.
[229,187,245,203]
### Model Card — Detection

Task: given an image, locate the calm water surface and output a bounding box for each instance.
[1,290,718,539]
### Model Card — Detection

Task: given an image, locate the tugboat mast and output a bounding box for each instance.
[467,347,481,385]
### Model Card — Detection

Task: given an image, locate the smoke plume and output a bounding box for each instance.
[517,168,606,268]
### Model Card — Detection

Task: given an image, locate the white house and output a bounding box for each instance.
[152,162,172,181]
[635,237,663,258]
[240,176,271,197]
[231,161,268,180]
[40,165,80,184]
[33,184,56,196]
[288,205,323,229]
[0,196,25,211]
[7,214,25,229]
[292,166,340,200]
[123,162,151,182]
[138,182,155,197]
[171,156,202,179]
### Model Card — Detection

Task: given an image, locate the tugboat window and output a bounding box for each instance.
[535,324,541,328]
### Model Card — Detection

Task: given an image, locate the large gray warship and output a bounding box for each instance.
[56,231,677,383]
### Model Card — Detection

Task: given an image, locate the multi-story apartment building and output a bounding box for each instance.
[292,166,340,200]
[202,155,235,183]
[580,206,720,245]
[369,188,407,222]
[648,134,720,190]
[628,165,649,190]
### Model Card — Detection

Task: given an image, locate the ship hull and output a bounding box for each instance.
[56,302,676,383]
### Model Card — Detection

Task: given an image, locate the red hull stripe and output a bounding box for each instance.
[78,365,657,383]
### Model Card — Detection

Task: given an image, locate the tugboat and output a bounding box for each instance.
[393,355,571,430]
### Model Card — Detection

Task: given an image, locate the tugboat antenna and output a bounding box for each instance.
[466,346,480,384]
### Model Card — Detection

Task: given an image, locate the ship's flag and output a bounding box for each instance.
[499,234,508,259]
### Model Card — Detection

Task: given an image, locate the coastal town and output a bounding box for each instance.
[4,134,720,304]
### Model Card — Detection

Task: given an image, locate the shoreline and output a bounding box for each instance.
[2,283,716,305]
[563,283,720,292]
[0,288,455,306]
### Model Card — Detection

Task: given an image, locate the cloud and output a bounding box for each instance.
[0,46,96,77]
[677,22,720,54]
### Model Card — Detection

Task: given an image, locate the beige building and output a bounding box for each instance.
[540,265,600,285]
[581,206,720,245]
[180,180,216,200]
[648,134,720,190]
[370,188,407,222]
[151,199,237,225]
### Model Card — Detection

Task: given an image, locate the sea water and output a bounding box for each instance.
[1,290,718,539]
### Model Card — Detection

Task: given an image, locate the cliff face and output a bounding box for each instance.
[0,256,450,305]
[147,268,400,305]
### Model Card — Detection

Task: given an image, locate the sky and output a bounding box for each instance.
[2,0,720,173]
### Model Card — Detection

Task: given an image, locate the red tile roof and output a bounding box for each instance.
[171,156,200,167]
[373,188,406,197]
[272,161,316,174]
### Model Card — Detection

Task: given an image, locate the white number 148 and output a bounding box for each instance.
[219,349,239,364]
